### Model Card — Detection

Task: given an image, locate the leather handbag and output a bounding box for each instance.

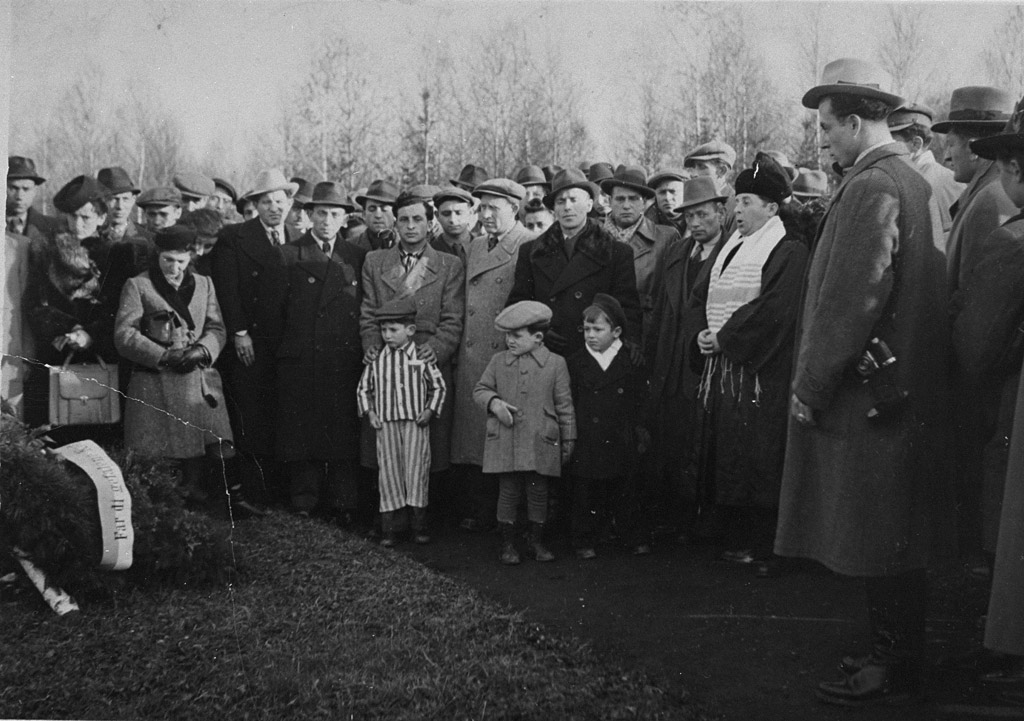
[48,352,121,426]
[142,310,179,346]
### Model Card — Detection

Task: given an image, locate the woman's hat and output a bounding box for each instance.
[243,169,299,201]
[154,225,197,252]
[734,152,792,205]
[600,165,655,199]
[932,86,1014,134]
[543,168,595,209]
[53,175,105,214]
[802,57,904,110]
[971,94,1024,160]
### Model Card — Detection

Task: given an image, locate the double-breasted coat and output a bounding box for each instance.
[450,223,534,466]
[209,218,296,452]
[360,243,465,471]
[115,269,232,458]
[622,217,680,344]
[506,219,642,357]
[276,234,366,462]
[473,345,576,478]
[775,144,950,576]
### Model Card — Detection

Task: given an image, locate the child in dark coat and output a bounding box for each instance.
[567,293,651,558]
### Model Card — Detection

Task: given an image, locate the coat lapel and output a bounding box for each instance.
[947,160,999,276]
[629,218,658,260]
[548,248,604,297]
[237,218,281,267]
[467,223,528,280]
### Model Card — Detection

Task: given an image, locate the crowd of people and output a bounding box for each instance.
[4,55,1024,708]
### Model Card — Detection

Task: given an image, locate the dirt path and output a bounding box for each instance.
[400,525,1023,721]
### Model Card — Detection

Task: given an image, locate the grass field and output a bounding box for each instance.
[1,512,705,720]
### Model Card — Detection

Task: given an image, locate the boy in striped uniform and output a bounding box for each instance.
[357,297,446,547]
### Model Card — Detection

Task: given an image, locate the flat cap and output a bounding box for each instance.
[213,177,238,201]
[887,102,935,132]
[495,300,552,332]
[173,172,216,199]
[374,296,418,323]
[685,140,737,169]
[137,186,184,208]
[406,184,442,203]
[53,175,105,214]
[153,225,196,252]
[648,168,689,189]
[433,186,475,207]
[587,293,626,332]
[472,178,526,203]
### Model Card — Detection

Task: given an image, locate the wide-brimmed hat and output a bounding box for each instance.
[514,165,548,187]
[97,166,140,196]
[674,176,729,213]
[600,166,655,199]
[434,186,476,207]
[759,151,798,182]
[792,169,829,198]
[212,177,238,201]
[972,95,1024,160]
[543,168,595,209]
[173,172,216,199]
[887,103,935,132]
[472,179,526,203]
[137,186,183,208]
[588,162,614,185]
[932,86,1014,134]
[244,169,300,200]
[355,179,400,207]
[685,141,737,170]
[648,168,689,189]
[802,57,904,110]
[290,177,315,205]
[541,164,563,182]
[450,164,489,191]
[7,156,45,184]
[53,175,106,214]
[307,181,351,208]
[734,152,792,205]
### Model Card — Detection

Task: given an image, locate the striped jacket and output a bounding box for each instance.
[356,342,446,421]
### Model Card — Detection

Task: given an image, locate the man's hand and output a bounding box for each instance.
[790,393,816,426]
[367,409,382,430]
[416,343,437,364]
[415,408,434,427]
[234,334,255,367]
[363,346,381,364]
[561,440,575,465]
[697,329,720,356]
[624,339,645,366]
[489,398,518,428]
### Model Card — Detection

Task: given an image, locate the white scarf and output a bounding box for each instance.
[705,215,786,334]
[585,338,622,371]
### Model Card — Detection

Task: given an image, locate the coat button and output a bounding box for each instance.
[496,278,503,283]
[252,271,259,277]
[317,311,325,318]
[308,277,316,283]
[352,280,357,286]
[471,278,479,285]
[592,417,600,423]
[419,300,425,305]
[617,387,624,394]
[549,297,557,303]
[574,291,583,300]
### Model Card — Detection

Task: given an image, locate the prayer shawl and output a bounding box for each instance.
[705,215,786,334]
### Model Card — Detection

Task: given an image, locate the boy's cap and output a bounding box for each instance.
[495,301,552,332]
[374,297,418,323]
[588,292,626,331]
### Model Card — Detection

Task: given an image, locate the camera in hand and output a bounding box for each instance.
[856,337,909,423]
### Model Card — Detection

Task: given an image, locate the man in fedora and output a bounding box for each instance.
[888,103,963,235]
[647,176,728,540]
[360,190,465,534]
[136,187,183,233]
[601,165,681,344]
[775,57,948,707]
[349,179,399,252]
[209,168,299,508]
[450,164,489,192]
[286,177,314,236]
[507,168,641,359]
[937,87,1019,565]
[430,186,475,266]
[685,140,738,238]
[276,181,366,522]
[7,156,61,242]
[645,168,689,236]
[450,178,535,531]
[587,162,614,221]
[514,165,549,206]
[98,166,148,244]
[791,169,829,203]
[173,172,216,214]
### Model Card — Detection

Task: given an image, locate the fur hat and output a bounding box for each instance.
[734,152,792,205]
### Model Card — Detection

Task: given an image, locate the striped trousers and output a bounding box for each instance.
[376,419,431,512]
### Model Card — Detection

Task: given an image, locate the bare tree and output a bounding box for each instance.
[795,4,830,168]
[876,5,932,101]
[983,5,1024,93]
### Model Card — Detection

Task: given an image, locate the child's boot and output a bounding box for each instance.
[411,507,431,545]
[529,522,555,562]
[499,522,521,565]
[380,511,398,548]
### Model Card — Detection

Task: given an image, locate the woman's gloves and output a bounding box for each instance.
[160,344,211,373]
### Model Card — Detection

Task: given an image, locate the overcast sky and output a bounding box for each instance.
[4,0,1018,166]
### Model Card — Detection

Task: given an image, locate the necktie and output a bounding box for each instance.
[270,228,280,246]
[402,253,418,272]
[322,240,331,256]
[487,235,499,251]
[7,217,23,235]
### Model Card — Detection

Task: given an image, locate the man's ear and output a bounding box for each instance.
[1012,158,1024,183]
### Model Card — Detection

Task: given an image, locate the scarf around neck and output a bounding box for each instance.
[705,215,786,334]
[604,216,643,244]
[149,260,197,331]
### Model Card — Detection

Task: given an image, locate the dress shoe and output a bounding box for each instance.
[839,654,872,676]
[575,548,597,560]
[500,542,521,566]
[816,664,920,707]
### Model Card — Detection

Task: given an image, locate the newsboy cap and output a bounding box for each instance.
[213,177,238,202]
[887,103,935,132]
[495,301,552,332]
[137,186,183,208]
[53,175,106,214]
[98,166,140,196]
[153,224,196,252]
[734,152,792,205]
[473,178,526,203]
[7,156,45,184]
[802,57,904,110]
[173,172,216,200]
[356,179,400,207]
[685,141,737,170]
[543,168,596,209]
[932,86,1014,134]
[971,94,1024,160]
[450,164,489,191]
[648,168,689,189]
[374,297,418,323]
[587,293,627,332]
[433,186,475,207]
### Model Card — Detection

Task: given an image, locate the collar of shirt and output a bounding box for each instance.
[854,141,892,168]
[691,231,722,260]
[585,338,622,370]
[260,221,285,241]
[382,340,417,359]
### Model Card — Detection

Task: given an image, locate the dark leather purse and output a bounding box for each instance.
[142,310,180,347]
